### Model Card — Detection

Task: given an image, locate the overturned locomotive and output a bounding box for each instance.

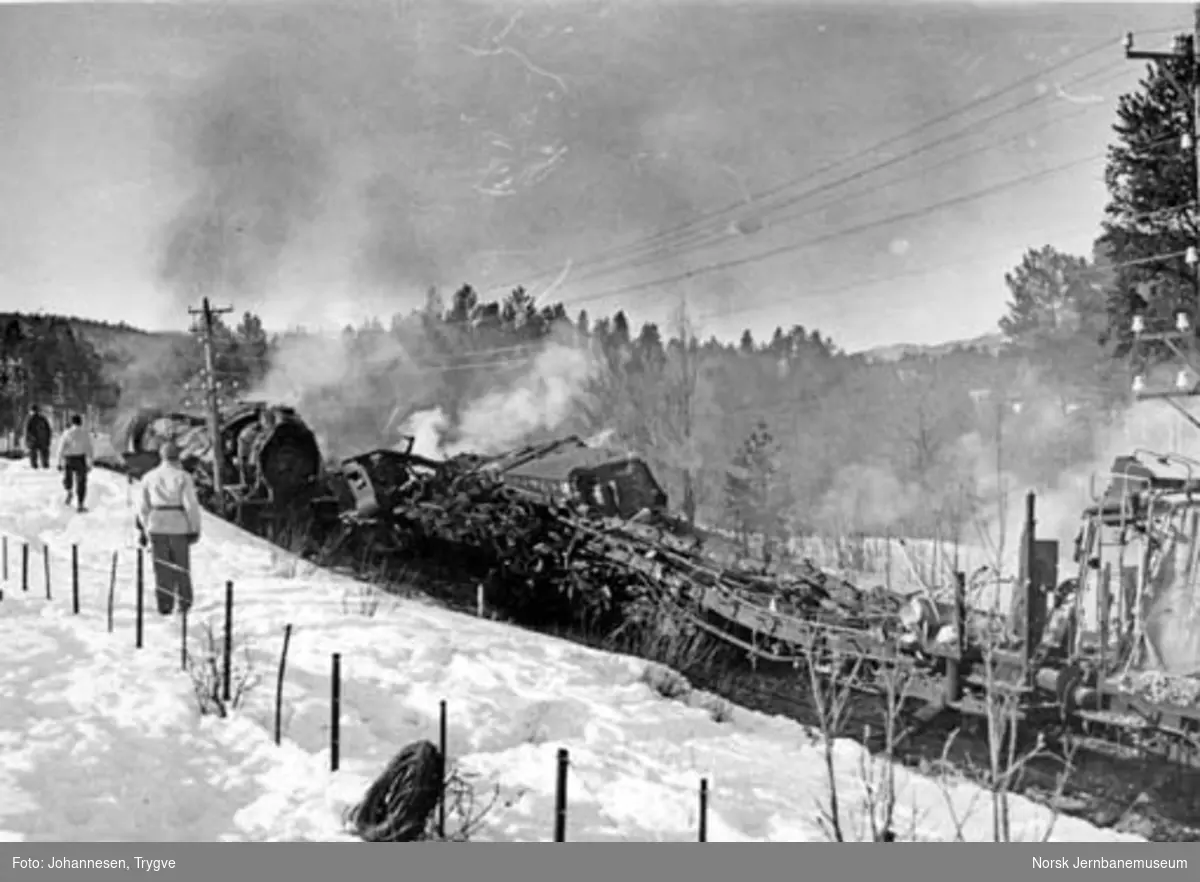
[339,434,669,523]
[116,401,324,514]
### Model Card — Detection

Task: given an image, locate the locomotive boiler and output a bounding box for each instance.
[117,401,324,512]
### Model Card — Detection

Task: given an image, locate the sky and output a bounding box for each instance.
[0,0,1193,352]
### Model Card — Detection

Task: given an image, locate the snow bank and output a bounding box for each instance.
[0,461,1144,842]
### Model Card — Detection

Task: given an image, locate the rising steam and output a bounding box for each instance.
[400,341,599,459]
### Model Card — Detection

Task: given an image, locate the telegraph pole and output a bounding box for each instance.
[187,297,233,511]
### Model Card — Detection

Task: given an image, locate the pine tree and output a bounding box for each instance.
[723,419,788,561]
[999,245,1112,404]
[1099,32,1199,337]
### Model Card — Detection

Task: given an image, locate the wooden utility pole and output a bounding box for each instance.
[187,297,233,511]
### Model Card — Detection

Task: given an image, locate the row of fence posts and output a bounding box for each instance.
[1,534,84,614]
[0,535,239,692]
[1,534,716,842]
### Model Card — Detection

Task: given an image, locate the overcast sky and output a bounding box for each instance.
[0,1,1191,351]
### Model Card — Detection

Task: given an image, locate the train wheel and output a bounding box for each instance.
[1055,664,1085,721]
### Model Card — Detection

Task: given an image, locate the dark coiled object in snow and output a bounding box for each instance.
[346,739,443,842]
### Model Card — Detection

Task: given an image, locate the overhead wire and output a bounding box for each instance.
[420,108,1190,361]
[572,22,1197,283]
[553,150,1109,308]
[570,68,1136,287]
[543,122,1184,312]
[559,58,1136,287]
[480,36,1128,295]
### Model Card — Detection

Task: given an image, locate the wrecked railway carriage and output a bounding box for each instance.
[109,406,1200,766]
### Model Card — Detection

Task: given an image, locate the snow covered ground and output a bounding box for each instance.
[0,460,1144,842]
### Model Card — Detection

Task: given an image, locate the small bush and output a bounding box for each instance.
[693,691,735,724]
[186,619,262,718]
[640,662,692,701]
[431,766,527,842]
[341,580,384,618]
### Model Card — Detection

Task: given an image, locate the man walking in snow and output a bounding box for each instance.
[23,405,51,469]
[135,440,203,617]
[57,414,93,511]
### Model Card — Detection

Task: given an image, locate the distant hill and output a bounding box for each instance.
[0,313,188,365]
[855,332,1007,363]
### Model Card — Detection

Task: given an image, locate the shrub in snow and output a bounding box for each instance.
[185,618,262,719]
[640,662,691,701]
[693,691,735,724]
[341,580,383,618]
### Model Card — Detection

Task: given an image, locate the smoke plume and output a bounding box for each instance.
[400,340,600,459]
[157,52,329,306]
[247,327,422,458]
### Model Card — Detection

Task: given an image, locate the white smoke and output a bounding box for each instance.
[398,341,598,458]
[405,407,450,459]
[584,427,617,447]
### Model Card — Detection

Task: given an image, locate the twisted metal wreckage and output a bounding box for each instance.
[106,385,1200,768]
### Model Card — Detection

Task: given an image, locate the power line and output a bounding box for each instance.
[559,58,1134,287]
[551,128,1183,312]
[572,69,1134,287]
[694,220,1193,332]
[482,37,1124,296]
[554,150,1111,309]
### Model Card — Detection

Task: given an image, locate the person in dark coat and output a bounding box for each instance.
[23,405,51,469]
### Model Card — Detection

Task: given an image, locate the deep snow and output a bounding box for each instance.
[0,460,1144,842]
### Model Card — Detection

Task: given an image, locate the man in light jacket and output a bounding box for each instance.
[135,440,203,616]
[57,413,94,511]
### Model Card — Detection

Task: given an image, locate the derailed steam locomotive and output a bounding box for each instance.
[117,401,324,513]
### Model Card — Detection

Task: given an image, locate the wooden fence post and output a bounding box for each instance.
[222,581,234,703]
[135,549,144,649]
[553,748,569,842]
[330,653,342,772]
[71,544,79,614]
[274,624,293,746]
